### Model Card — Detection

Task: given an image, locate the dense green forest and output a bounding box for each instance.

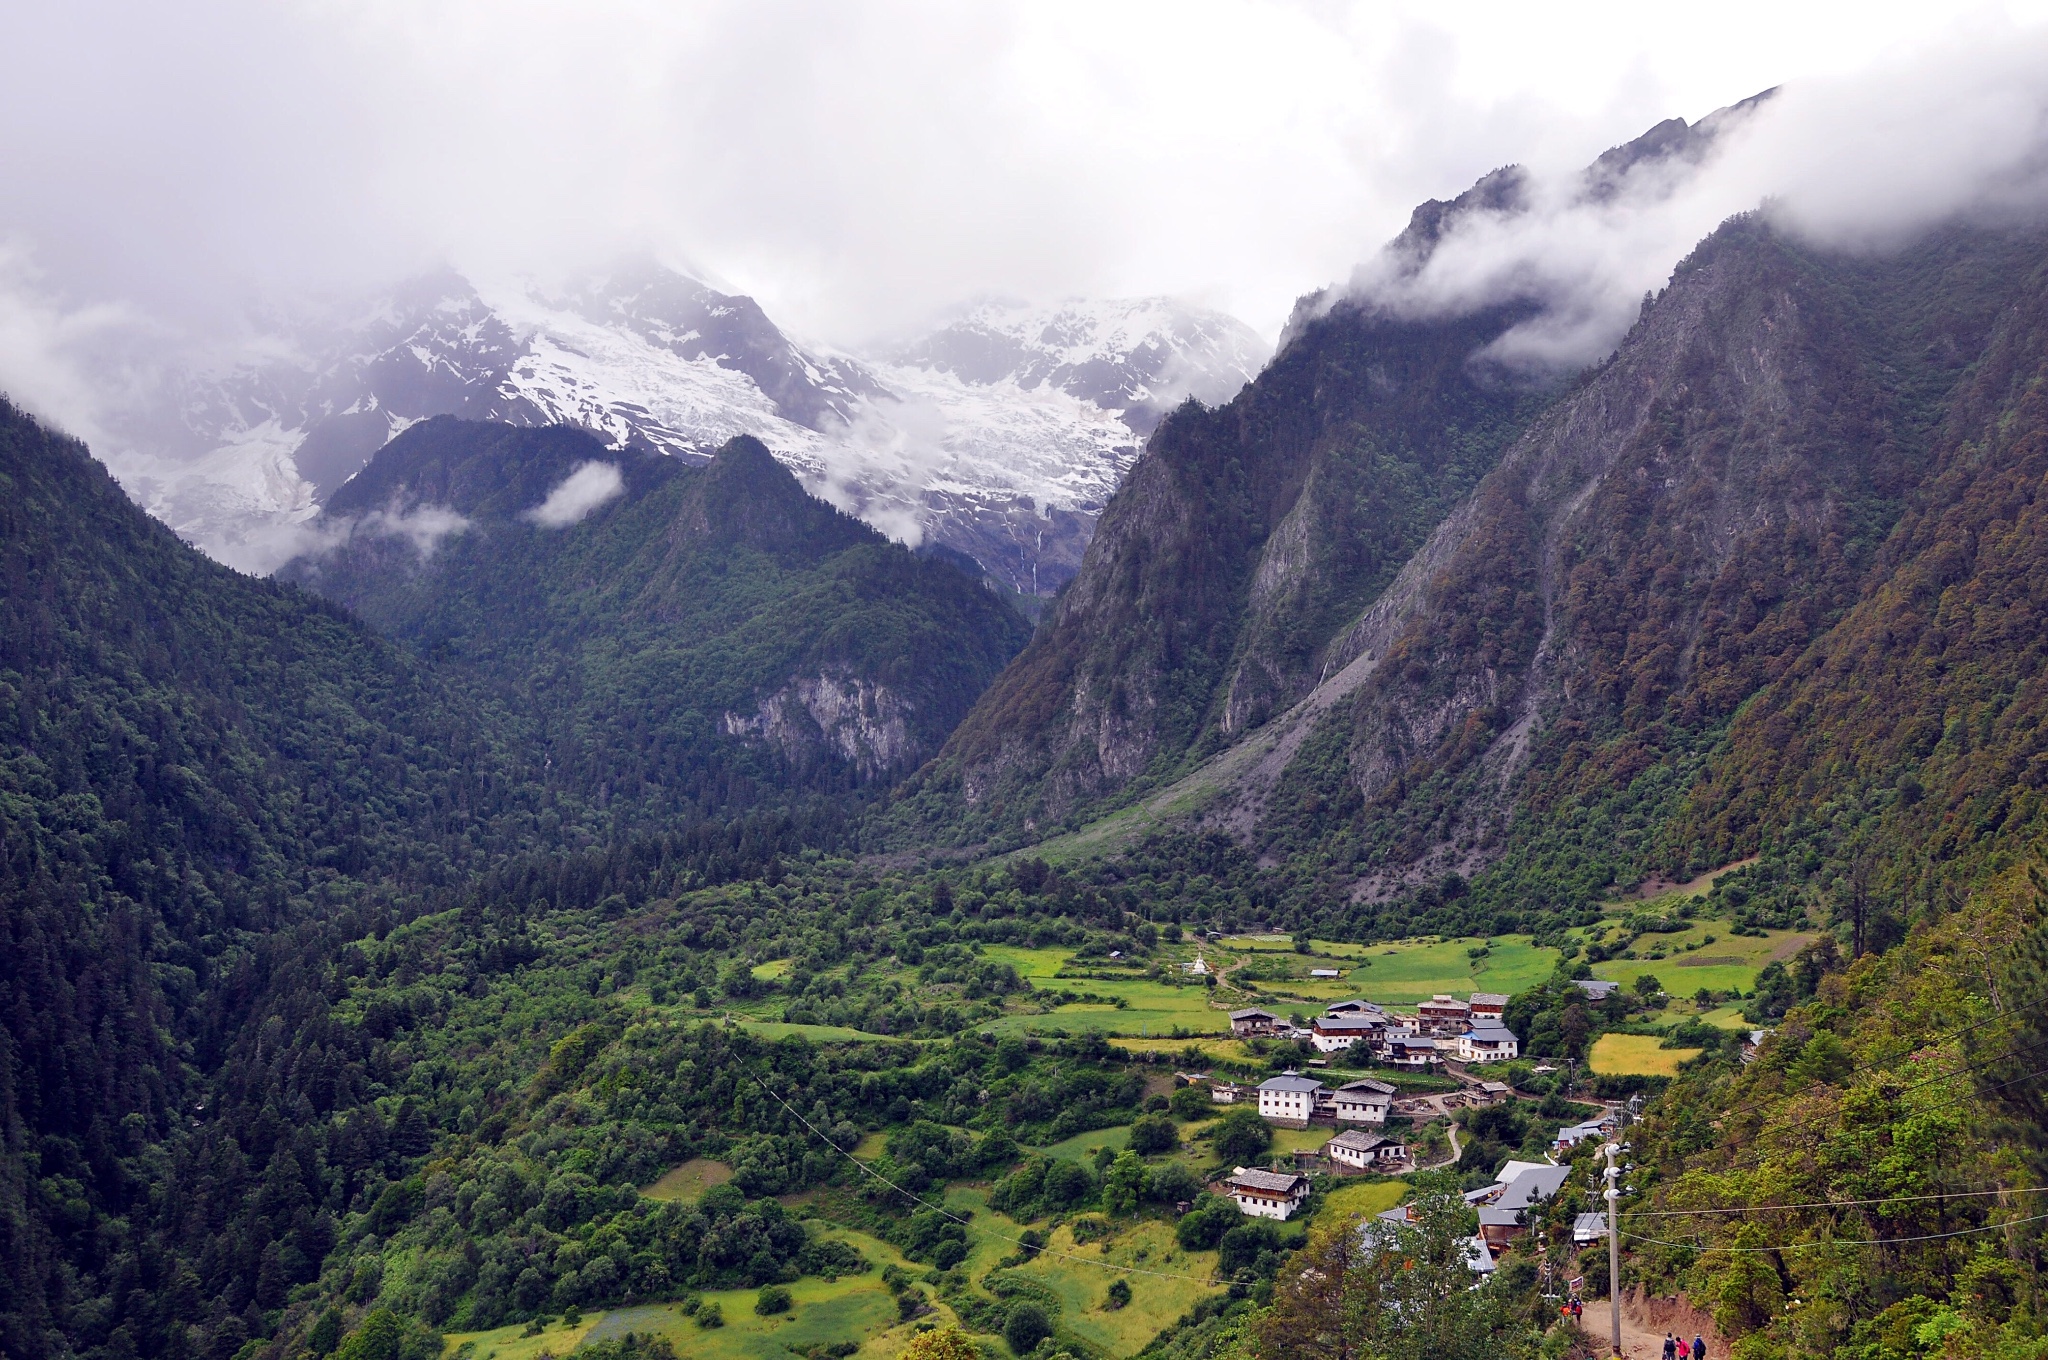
[286,419,1030,821]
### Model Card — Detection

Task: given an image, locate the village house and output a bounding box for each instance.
[1230,1007,1279,1036]
[1209,1081,1244,1104]
[1324,1128,1406,1170]
[1573,978,1621,1001]
[1457,1158,1572,1248]
[1257,1071,1326,1127]
[1310,1013,1384,1053]
[1332,1077,1396,1123]
[1309,968,1342,979]
[1324,999,1383,1017]
[1554,1114,1617,1154]
[1220,1167,1311,1220]
[1469,992,1509,1019]
[1417,994,1473,1033]
[1574,1212,1609,1245]
[1383,1035,1443,1069]
[1454,1021,1521,1063]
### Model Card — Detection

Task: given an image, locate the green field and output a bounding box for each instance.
[979,945,1231,1036]
[1694,1004,1757,1030]
[641,1157,733,1203]
[1319,1179,1410,1220]
[737,1020,895,1042]
[1037,1124,1133,1160]
[1589,1033,1701,1076]
[444,1314,601,1360]
[1323,935,1560,1004]
[1107,1036,1260,1065]
[751,957,795,981]
[1003,1214,1225,1354]
[1587,924,1812,997]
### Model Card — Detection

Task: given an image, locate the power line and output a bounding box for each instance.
[1635,1184,2048,1217]
[1623,1207,2048,1253]
[745,1068,1224,1286]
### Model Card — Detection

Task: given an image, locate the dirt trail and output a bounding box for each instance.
[1583,1292,1724,1359]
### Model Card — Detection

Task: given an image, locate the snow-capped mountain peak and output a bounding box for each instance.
[94,263,1269,590]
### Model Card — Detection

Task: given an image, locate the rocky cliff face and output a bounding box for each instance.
[724,673,919,781]
[913,101,1784,848]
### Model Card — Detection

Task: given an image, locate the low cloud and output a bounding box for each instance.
[265,504,472,576]
[526,461,624,528]
[1335,27,2048,377]
[363,505,474,556]
[806,397,955,548]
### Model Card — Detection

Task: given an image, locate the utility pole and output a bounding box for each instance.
[1603,1141,1623,1358]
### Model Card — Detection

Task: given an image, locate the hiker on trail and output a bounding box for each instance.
[1662,1334,1678,1360]
[1692,1336,1707,1360]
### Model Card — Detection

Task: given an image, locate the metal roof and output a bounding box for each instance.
[1493,1164,1571,1210]
[1339,1077,1397,1094]
[1230,1008,1278,1020]
[1259,1072,1326,1093]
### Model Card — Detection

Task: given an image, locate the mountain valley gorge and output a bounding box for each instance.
[11,102,2048,1360]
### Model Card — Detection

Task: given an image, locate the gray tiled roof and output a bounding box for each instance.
[1327,1129,1390,1152]
[1226,1168,1307,1194]
[1230,1008,1278,1020]
[1339,1078,1397,1095]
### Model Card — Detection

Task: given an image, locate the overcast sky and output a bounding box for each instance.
[4,0,2048,353]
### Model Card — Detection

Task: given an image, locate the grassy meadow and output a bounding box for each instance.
[1588,1033,1701,1077]
[640,1157,732,1204]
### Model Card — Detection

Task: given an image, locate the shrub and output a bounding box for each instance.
[1213,1108,1272,1164]
[901,1328,981,1360]
[1104,1278,1132,1310]
[1174,1195,1238,1251]
[1003,1302,1052,1356]
[755,1285,792,1316]
[696,1302,725,1329]
[1169,1086,1213,1120]
[1129,1115,1177,1155]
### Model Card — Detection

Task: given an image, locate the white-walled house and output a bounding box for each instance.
[1257,1071,1325,1127]
[1310,1014,1384,1053]
[1221,1167,1310,1219]
[1332,1078,1396,1123]
[1455,1022,1520,1063]
[1325,1128,1406,1170]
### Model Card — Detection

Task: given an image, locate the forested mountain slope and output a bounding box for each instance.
[1234,220,2044,933]
[284,419,1031,815]
[0,398,560,1358]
